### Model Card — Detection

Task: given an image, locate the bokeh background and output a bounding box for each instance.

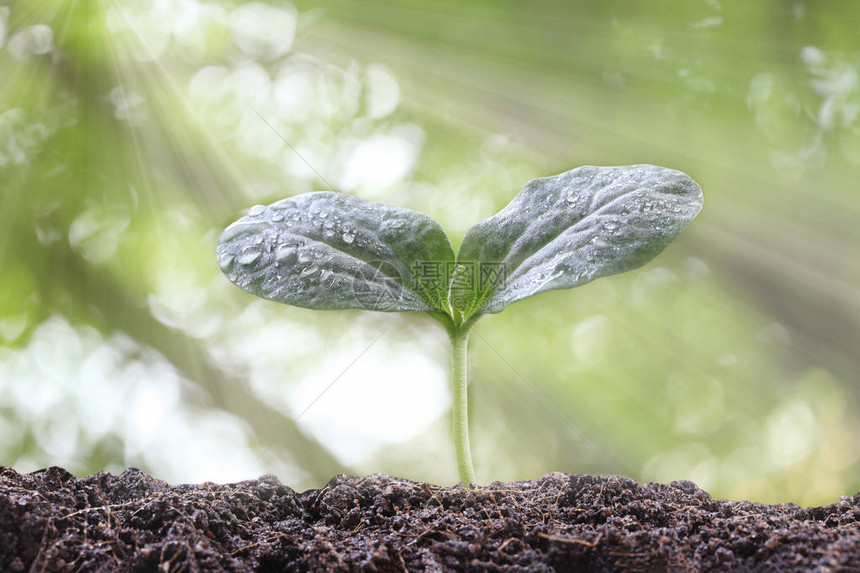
[1,0,858,506]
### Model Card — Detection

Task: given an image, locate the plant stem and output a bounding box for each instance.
[451,323,476,486]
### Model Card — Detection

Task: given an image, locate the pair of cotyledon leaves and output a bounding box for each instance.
[217,165,703,327]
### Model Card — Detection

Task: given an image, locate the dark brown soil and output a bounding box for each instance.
[1,467,858,572]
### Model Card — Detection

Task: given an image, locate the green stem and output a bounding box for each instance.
[451,322,476,486]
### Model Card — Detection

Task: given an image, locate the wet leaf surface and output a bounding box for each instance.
[217,193,454,314]
[457,165,703,318]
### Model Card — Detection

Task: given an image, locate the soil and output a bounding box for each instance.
[1,467,858,572]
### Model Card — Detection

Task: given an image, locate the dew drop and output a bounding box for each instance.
[319,211,329,219]
[323,230,335,238]
[271,213,284,222]
[275,244,297,264]
[300,264,319,277]
[218,254,234,271]
[220,220,271,242]
[238,246,262,265]
[271,199,296,210]
[342,231,355,244]
[248,205,266,216]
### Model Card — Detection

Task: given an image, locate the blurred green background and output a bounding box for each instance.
[1,0,858,506]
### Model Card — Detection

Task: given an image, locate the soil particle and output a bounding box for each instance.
[1,466,858,572]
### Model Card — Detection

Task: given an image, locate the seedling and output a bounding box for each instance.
[217,165,703,485]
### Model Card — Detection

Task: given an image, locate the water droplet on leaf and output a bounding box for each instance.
[220,220,271,242]
[271,199,296,210]
[300,265,319,277]
[238,246,262,265]
[275,244,297,264]
[218,254,234,271]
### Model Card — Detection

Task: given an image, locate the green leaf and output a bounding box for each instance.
[217,192,454,313]
[455,165,703,319]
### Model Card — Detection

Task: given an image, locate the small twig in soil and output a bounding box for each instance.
[403,526,462,547]
[1,486,51,501]
[52,501,139,520]
[498,537,524,552]
[348,519,369,535]
[422,485,445,510]
[311,486,330,508]
[734,512,765,520]
[230,534,290,556]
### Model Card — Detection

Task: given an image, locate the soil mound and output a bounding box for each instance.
[1,467,858,571]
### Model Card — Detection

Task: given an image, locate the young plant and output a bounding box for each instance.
[217,165,703,485]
